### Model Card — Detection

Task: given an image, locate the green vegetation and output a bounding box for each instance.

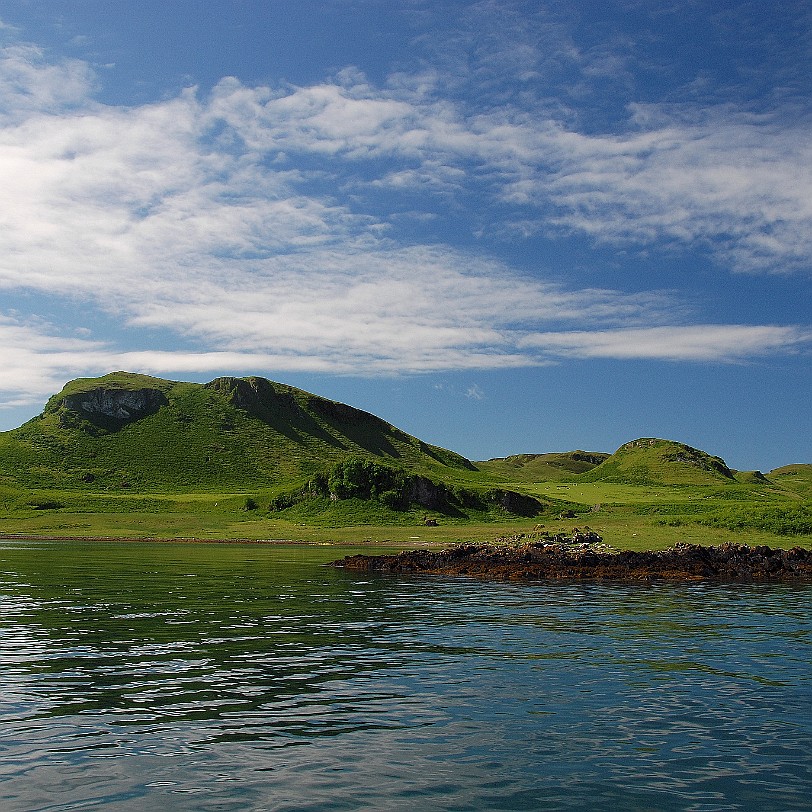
[266,456,555,522]
[694,502,812,536]
[0,373,810,551]
[477,451,609,482]
[578,438,734,485]
[1,373,474,491]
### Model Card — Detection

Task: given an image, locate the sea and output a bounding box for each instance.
[0,539,810,811]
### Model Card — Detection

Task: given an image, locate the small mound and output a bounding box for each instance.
[581,438,735,485]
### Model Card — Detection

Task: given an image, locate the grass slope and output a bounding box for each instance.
[0,372,566,528]
[579,438,735,485]
[0,373,474,492]
[476,451,609,483]
[768,464,812,499]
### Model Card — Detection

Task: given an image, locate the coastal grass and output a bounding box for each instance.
[2,458,809,550]
[1,484,809,552]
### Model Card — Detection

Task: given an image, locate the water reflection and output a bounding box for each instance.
[0,540,810,811]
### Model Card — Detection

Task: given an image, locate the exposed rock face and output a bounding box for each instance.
[488,489,543,516]
[206,376,299,414]
[309,396,377,426]
[408,476,448,511]
[62,388,167,429]
[332,543,812,582]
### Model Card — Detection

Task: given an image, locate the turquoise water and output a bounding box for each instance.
[0,540,810,811]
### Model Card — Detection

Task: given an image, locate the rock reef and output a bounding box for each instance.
[331,542,812,581]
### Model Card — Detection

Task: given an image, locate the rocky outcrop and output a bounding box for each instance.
[309,395,379,426]
[331,542,812,581]
[206,376,299,415]
[61,388,167,430]
[407,476,450,511]
[662,444,734,479]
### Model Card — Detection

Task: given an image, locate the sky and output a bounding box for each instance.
[0,0,810,471]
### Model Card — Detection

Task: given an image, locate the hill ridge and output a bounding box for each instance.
[579,437,736,485]
[0,373,807,494]
[1,372,475,493]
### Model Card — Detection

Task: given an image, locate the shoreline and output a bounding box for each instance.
[4,535,812,578]
[0,533,317,545]
[331,542,812,581]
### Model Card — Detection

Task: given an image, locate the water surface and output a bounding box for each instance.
[0,540,809,810]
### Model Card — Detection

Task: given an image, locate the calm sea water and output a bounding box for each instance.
[0,540,810,812]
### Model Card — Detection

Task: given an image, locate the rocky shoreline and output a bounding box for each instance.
[331,541,812,581]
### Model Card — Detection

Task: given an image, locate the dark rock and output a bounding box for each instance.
[330,542,812,582]
[206,376,299,415]
[408,476,449,511]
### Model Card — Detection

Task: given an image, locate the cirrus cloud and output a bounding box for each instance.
[0,32,809,412]
[519,325,811,362]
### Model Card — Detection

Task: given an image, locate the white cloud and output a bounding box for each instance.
[203,74,812,273]
[0,44,96,120]
[0,317,108,405]
[532,105,812,274]
[3,313,808,411]
[0,34,809,411]
[520,325,811,362]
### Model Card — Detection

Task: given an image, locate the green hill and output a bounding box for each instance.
[0,374,808,539]
[579,438,736,485]
[476,451,609,482]
[768,464,812,499]
[0,372,475,492]
[0,372,562,523]
[733,470,772,485]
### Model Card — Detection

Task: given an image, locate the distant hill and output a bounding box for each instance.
[0,372,474,492]
[476,451,609,482]
[768,464,812,499]
[733,470,772,485]
[578,438,736,485]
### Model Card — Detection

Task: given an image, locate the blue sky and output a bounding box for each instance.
[0,0,809,471]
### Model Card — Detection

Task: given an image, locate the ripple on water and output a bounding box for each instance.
[0,542,810,811]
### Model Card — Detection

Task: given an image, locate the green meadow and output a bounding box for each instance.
[0,373,809,552]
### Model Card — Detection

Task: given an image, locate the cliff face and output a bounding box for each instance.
[61,388,168,430]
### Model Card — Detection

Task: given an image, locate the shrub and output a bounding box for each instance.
[697,501,812,536]
[28,499,64,510]
[327,457,408,502]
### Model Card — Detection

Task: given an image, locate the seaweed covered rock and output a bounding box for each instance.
[331,542,812,581]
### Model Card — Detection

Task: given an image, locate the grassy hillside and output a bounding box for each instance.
[579,438,735,485]
[0,373,474,492]
[768,464,812,499]
[476,451,609,483]
[0,372,567,527]
[474,440,811,546]
[0,375,808,547]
